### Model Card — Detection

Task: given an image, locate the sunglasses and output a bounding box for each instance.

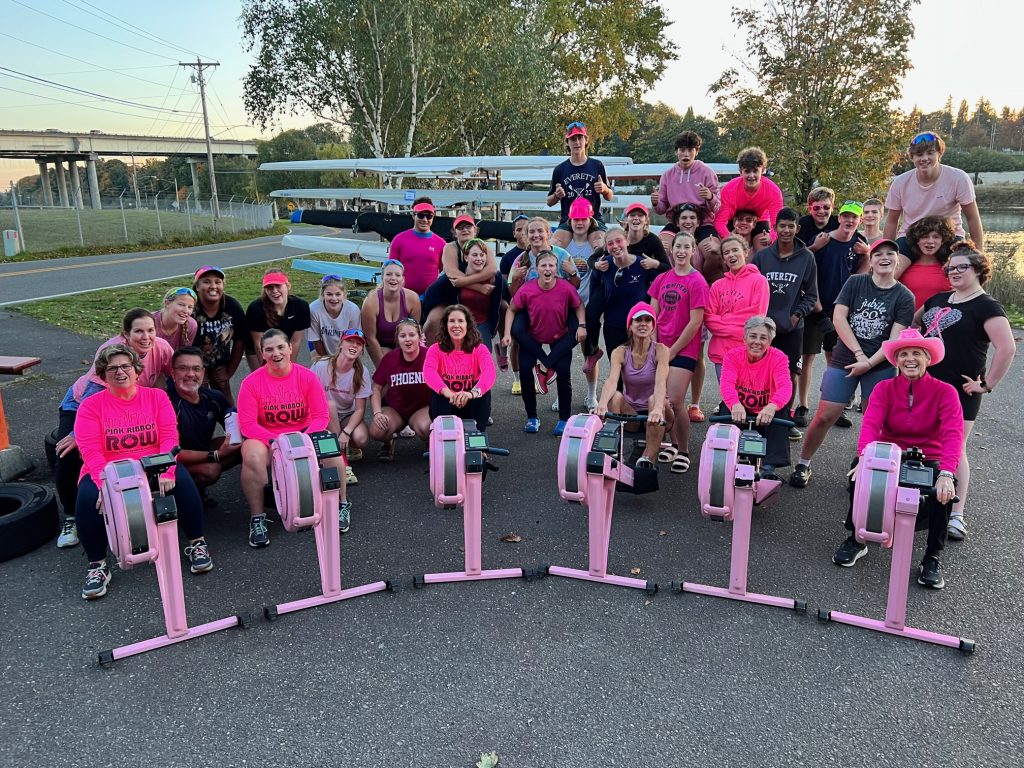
[166,287,198,301]
[809,204,832,212]
[911,132,939,145]
[944,263,973,275]
[321,274,344,284]
[381,258,404,270]
[566,121,586,131]
[415,211,434,220]
[341,328,366,340]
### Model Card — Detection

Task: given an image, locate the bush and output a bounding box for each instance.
[943,148,1024,173]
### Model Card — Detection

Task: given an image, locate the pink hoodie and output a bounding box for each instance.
[705,263,770,364]
[653,159,721,226]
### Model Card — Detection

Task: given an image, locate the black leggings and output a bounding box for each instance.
[429,391,492,431]
[845,457,950,558]
[54,409,81,518]
[76,464,205,563]
[511,313,577,420]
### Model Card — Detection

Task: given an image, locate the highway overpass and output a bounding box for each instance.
[0,129,257,210]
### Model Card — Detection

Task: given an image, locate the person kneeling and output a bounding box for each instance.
[369,318,433,462]
[75,345,212,600]
[167,347,241,504]
[832,329,962,589]
[312,328,371,485]
[718,316,793,481]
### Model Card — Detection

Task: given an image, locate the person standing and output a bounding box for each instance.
[308,275,361,360]
[192,265,248,405]
[245,270,311,363]
[389,197,446,297]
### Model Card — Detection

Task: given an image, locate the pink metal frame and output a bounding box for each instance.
[267,432,389,619]
[684,424,803,612]
[98,460,242,663]
[420,416,524,585]
[550,414,653,592]
[822,441,974,652]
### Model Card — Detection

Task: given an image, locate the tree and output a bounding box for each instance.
[953,99,970,142]
[710,0,918,203]
[240,0,674,160]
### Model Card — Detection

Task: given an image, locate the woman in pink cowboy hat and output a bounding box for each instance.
[830,327,963,590]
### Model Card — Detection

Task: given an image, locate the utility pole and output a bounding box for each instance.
[180,59,221,219]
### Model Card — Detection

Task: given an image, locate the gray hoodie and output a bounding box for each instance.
[752,241,818,334]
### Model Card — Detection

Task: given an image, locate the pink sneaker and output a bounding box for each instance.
[582,347,603,374]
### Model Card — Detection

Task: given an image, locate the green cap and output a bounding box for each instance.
[838,200,863,216]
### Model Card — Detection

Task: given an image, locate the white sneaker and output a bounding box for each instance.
[585,396,598,411]
[550,398,559,412]
[57,518,79,548]
[399,426,416,438]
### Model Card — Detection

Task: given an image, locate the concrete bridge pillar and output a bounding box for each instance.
[86,154,102,210]
[68,160,84,209]
[188,158,202,212]
[37,160,54,207]
[54,159,70,208]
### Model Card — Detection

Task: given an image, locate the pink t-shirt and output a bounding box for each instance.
[151,310,198,351]
[510,278,581,344]
[648,268,709,359]
[899,262,951,310]
[75,386,179,485]
[423,343,497,395]
[714,177,785,239]
[885,166,975,237]
[70,336,174,404]
[720,345,792,413]
[390,229,445,295]
[237,364,330,445]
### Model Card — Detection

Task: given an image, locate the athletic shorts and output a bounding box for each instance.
[819,364,895,406]
[669,355,697,371]
[802,312,838,355]
[772,328,804,375]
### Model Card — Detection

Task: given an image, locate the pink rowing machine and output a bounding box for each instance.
[817,443,975,652]
[539,413,657,593]
[263,431,391,620]
[413,416,527,587]
[673,415,806,613]
[97,452,247,665]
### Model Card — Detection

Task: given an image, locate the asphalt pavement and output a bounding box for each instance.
[0,307,1022,767]
[0,225,347,307]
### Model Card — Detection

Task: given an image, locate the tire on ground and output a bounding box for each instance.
[0,483,59,562]
[44,428,59,470]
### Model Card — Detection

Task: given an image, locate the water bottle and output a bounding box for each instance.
[225,411,242,444]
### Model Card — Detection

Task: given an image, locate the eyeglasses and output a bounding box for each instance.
[415,211,434,220]
[809,204,832,212]
[173,365,205,373]
[944,263,973,275]
[321,274,344,284]
[911,132,939,145]
[105,364,135,374]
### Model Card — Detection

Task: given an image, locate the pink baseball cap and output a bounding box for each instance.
[453,214,476,228]
[262,271,289,287]
[626,301,656,326]
[624,202,649,217]
[568,198,594,220]
[565,121,588,139]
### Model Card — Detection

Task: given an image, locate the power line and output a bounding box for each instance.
[0,32,192,93]
[62,0,214,60]
[0,84,212,126]
[9,0,179,62]
[0,66,196,114]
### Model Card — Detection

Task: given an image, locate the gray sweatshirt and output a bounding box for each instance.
[752,242,818,334]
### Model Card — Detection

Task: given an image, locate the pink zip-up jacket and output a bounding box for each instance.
[237,364,329,446]
[75,386,179,486]
[423,343,497,395]
[857,373,963,473]
[653,159,721,226]
[714,176,785,239]
[705,264,770,363]
[720,346,792,413]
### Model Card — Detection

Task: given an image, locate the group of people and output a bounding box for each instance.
[51,123,1014,600]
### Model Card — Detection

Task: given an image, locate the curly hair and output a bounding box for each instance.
[947,240,992,285]
[737,146,767,170]
[95,343,142,378]
[906,216,956,264]
[437,304,482,354]
[674,131,702,151]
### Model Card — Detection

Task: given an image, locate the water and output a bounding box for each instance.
[981,209,1024,233]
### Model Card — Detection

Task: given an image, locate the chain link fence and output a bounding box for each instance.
[0,191,275,255]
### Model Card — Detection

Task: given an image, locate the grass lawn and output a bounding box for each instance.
[0,207,280,258]
[13,254,371,339]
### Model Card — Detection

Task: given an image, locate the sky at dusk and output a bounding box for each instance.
[0,0,1015,185]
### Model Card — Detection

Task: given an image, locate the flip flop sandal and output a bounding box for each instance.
[687,405,706,423]
[947,515,966,541]
[671,453,691,473]
[657,444,678,464]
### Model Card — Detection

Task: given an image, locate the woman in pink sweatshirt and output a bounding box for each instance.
[423,304,497,431]
[831,328,962,590]
[237,328,338,546]
[74,344,211,600]
[705,235,770,377]
[719,316,793,478]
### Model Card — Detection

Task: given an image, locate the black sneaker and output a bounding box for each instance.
[793,405,809,427]
[184,539,213,573]
[249,515,270,548]
[835,412,853,428]
[789,463,812,488]
[788,426,803,441]
[918,555,945,589]
[832,535,868,567]
[81,560,111,600]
